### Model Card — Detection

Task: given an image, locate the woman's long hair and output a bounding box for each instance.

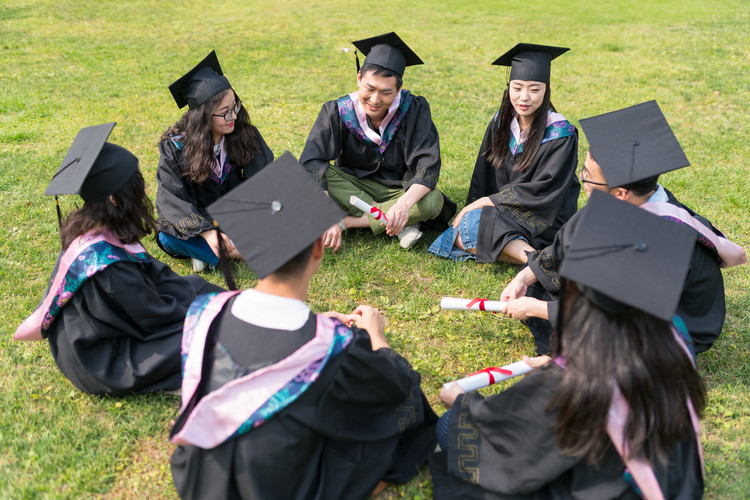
[161,89,261,184]
[59,169,156,249]
[486,85,554,173]
[549,281,706,465]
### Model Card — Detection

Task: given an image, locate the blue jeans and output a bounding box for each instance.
[436,410,452,450]
[157,232,219,267]
[428,209,481,261]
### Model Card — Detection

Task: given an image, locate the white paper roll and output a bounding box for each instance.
[440,297,507,313]
[350,195,388,222]
[443,360,533,391]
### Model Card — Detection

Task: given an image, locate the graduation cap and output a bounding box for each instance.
[45,122,138,218]
[492,43,569,84]
[168,50,232,109]
[558,190,696,321]
[579,100,690,188]
[351,32,423,76]
[207,152,345,279]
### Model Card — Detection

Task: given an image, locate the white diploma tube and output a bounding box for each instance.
[440,297,507,313]
[443,360,533,391]
[350,195,388,222]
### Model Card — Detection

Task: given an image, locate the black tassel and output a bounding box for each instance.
[214,224,237,291]
[355,49,360,73]
[54,195,62,228]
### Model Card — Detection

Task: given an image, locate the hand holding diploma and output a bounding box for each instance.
[440,297,507,313]
[350,196,388,224]
[442,360,534,392]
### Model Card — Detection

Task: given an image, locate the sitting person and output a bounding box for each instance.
[429,43,579,264]
[169,153,437,499]
[501,100,746,354]
[14,123,222,396]
[300,32,455,250]
[155,50,274,272]
[430,191,706,499]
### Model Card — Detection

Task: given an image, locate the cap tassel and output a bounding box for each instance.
[355,49,361,73]
[54,195,62,228]
[213,222,237,291]
[628,140,640,184]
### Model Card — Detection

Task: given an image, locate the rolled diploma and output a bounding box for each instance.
[443,360,533,391]
[440,297,507,313]
[350,195,388,222]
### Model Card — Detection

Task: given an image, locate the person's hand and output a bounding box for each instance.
[452,196,491,229]
[322,223,342,252]
[522,355,551,368]
[501,276,528,302]
[351,305,388,350]
[439,383,466,409]
[385,200,409,236]
[503,297,547,321]
[200,230,239,259]
[321,311,355,327]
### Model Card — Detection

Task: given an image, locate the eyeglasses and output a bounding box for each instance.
[580,167,608,186]
[212,100,241,121]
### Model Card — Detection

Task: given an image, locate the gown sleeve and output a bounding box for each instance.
[442,366,579,495]
[155,139,214,238]
[299,100,343,191]
[402,96,441,191]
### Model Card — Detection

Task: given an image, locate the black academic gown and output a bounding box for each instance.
[430,365,703,500]
[299,95,456,228]
[526,189,725,353]
[155,128,274,241]
[46,256,222,396]
[170,303,437,500]
[467,117,579,263]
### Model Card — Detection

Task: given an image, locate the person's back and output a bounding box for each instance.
[431,193,706,499]
[169,153,437,499]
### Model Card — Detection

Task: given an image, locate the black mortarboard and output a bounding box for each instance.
[207,152,345,279]
[168,50,232,109]
[351,32,423,76]
[492,43,569,84]
[44,122,138,204]
[559,190,696,321]
[579,100,690,188]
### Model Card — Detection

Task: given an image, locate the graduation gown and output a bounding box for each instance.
[155,128,274,240]
[46,256,222,396]
[170,295,437,500]
[429,364,704,500]
[526,189,725,353]
[299,94,456,228]
[467,114,579,263]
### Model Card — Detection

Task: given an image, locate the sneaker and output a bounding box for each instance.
[191,258,208,273]
[397,225,422,249]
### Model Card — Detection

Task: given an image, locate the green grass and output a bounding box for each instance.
[1,0,748,497]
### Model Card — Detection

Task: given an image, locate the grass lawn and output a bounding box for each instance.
[1,0,748,497]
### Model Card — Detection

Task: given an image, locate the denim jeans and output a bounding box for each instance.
[436,410,452,450]
[157,232,219,267]
[427,209,481,261]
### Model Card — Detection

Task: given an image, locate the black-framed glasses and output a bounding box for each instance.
[580,167,608,186]
[212,100,241,121]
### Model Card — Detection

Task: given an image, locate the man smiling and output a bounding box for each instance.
[300,32,454,250]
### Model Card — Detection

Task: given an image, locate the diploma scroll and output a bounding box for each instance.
[443,360,533,391]
[440,297,507,313]
[350,195,389,223]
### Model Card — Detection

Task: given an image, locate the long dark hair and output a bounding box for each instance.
[550,281,705,465]
[161,89,261,184]
[59,169,156,249]
[486,85,554,172]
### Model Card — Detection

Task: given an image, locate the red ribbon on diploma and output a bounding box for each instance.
[469,366,513,385]
[370,206,388,222]
[466,298,487,311]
